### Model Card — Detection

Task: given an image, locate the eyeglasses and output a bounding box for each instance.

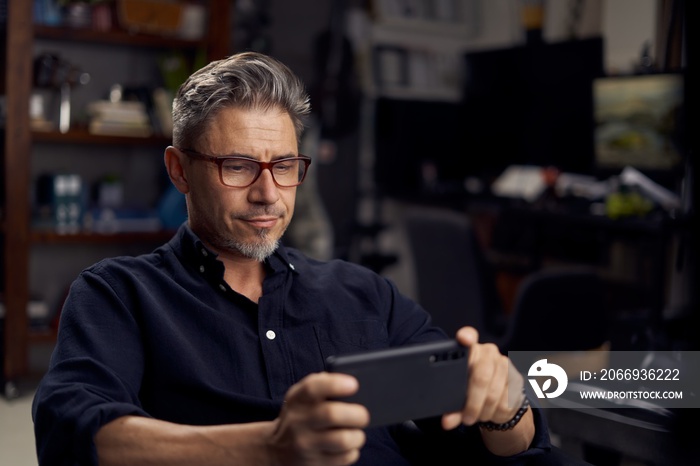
[181,149,311,188]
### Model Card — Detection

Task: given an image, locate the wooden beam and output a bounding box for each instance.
[207,0,232,61]
[3,0,34,382]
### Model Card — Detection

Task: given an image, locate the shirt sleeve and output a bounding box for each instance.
[32,264,151,466]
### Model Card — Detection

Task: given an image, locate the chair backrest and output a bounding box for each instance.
[498,266,609,354]
[403,205,503,340]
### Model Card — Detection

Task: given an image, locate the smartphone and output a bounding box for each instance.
[326,339,468,427]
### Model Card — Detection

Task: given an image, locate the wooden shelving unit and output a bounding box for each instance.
[2,0,231,396]
[30,230,177,245]
[34,24,206,49]
[27,328,60,345]
[363,0,481,102]
[32,128,172,146]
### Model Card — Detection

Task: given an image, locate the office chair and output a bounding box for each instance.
[497,266,610,354]
[501,268,694,465]
[403,205,610,353]
[403,205,610,465]
[402,205,506,341]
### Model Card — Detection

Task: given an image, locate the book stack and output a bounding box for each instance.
[87,100,153,137]
[84,207,162,234]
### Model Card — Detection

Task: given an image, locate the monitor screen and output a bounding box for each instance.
[373,38,605,199]
[461,37,605,178]
[593,73,685,173]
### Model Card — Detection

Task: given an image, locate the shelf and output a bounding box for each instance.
[373,16,477,39]
[32,128,172,146]
[28,327,58,344]
[4,0,230,386]
[34,25,206,50]
[30,230,177,245]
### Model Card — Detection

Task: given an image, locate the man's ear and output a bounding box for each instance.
[164,146,190,194]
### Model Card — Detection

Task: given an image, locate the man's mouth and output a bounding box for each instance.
[244,216,279,229]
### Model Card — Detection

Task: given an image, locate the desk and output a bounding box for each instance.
[547,403,695,465]
[389,188,694,348]
[466,194,685,346]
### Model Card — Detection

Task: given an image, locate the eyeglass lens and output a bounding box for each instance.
[221,158,306,187]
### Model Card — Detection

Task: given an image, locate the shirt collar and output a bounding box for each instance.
[171,223,299,278]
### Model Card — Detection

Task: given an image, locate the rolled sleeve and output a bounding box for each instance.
[33,266,149,465]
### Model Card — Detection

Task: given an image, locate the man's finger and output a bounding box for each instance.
[306,401,370,430]
[456,326,479,347]
[285,372,359,406]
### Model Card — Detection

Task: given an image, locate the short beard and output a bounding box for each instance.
[224,228,280,262]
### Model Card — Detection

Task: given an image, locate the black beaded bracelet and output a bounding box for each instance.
[478,393,530,432]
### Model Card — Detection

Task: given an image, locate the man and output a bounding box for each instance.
[33,52,550,465]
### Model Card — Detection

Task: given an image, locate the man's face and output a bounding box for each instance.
[184,106,299,261]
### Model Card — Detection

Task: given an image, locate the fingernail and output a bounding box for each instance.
[341,375,358,389]
[443,413,460,429]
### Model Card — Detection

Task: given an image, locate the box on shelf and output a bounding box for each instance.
[35,173,85,235]
[0,294,51,323]
[117,0,184,35]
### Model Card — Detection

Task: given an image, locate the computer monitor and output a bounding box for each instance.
[373,38,605,199]
[593,73,685,184]
[460,37,605,178]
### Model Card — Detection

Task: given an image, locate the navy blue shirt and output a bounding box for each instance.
[32,224,550,465]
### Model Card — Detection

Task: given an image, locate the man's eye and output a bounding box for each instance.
[273,163,293,173]
[224,162,255,173]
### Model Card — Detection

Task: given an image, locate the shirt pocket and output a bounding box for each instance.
[315,319,389,368]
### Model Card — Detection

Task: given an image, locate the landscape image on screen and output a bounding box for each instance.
[594,74,684,170]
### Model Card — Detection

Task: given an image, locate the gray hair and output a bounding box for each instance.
[172,51,311,150]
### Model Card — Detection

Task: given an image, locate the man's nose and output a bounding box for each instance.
[248,168,280,204]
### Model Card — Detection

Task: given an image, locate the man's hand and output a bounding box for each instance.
[268,372,370,466]
[441,327,534,456]
[94,373,369,466]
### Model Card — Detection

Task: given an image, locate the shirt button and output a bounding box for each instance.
[201,248,209,257]
[199,265,205,273]
[266,330,276,340]
[218,284,226,292]
[289,263,295,270]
